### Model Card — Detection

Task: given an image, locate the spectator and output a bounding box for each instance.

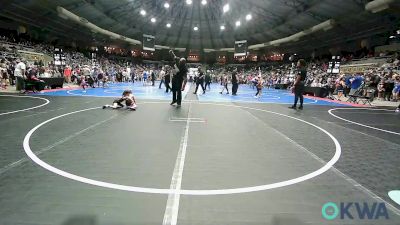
[349,73,364,95]
[14,59,26,93]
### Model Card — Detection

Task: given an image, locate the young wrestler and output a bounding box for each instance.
[103,90,137,111]
[254,75,263,98]
[219,74,229,94]
[80,75,88,92]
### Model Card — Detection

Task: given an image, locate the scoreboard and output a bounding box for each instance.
[53,47,66,66]
[327,56,341,74]
[143,34,155,51]
[234,40,247,57]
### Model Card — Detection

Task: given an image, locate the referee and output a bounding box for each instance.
[169,50,188,107]
[193,66,205,95]
[231,68,239,95]
[289,59,307,110]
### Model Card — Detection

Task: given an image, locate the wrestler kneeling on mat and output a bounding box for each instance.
[103,90,137,111]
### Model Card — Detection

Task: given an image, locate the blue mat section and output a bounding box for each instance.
[36,82,348,106]
[36,82,184,101]
[197,83,346,106]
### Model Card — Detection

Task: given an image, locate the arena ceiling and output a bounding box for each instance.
[0,0,399,52]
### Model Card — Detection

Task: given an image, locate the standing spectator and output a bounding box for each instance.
[130,67,135,84]
[335,76,346,101]
[205,70,211,91]
[14,59,26,93]
[159,68,165,89]
[349,73,364,95]
[289,59,307,110]
[142,70,148,85]
[151,70,156,86]
[164,65,171,93]
[64,65,72,83]
[384,75,394,101]
[0,59,9,89]
[231,68,239,96]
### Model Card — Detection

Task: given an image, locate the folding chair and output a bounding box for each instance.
[347,82,365,104]
[357,89,375,106]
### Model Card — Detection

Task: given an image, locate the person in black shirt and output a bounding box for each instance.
[164,65,172,93]
[193,66,205,94]
[231,68,239,95]
[205,71,211,91]
[289,59,307,110]
[170,50,188,107]
[151,70,156,86]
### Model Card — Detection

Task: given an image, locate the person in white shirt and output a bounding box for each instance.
[158,68,166,89]
[122,69,128,82]
[14,59,26,93]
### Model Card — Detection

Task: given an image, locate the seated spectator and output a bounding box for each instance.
[377,81,385,100]
[26,68,45,92]
[349,73,364,95]
[393,74,400,102]
[384,75,394,101]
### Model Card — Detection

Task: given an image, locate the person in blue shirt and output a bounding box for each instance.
[142,70,148,86]
[349,74,364,95]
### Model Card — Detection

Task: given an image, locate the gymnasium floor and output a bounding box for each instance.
[0,82,399,225]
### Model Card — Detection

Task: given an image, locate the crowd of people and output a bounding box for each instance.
[1,31,400,111]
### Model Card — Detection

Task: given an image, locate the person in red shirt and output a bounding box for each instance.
[64,66,72,83]
[27,68,45,92]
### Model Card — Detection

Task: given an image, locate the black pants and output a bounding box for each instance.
[255,87,262,96]
[16,76,25,91]
[205,81,211,90]
[221,84,229,93]
[293,84,304,107]
[159,79,164,89]
[232,82,238,95]
[194,79,205,94]
[113,98,125,107]
[172,78,183,105]
[165,79,171,93]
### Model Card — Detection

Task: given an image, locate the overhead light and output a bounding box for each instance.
[223,4,229,13]
[166,23,171,28]
[140,10,146,16]
[246,14,252,21]
[164,2,170,8]
[235,20,241,27]
[220,25,225,30]
[365,0,394,13]
[201,0,207,5]
[186,0,192,5]
[194,26,198,31]
[151,18,156,23]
